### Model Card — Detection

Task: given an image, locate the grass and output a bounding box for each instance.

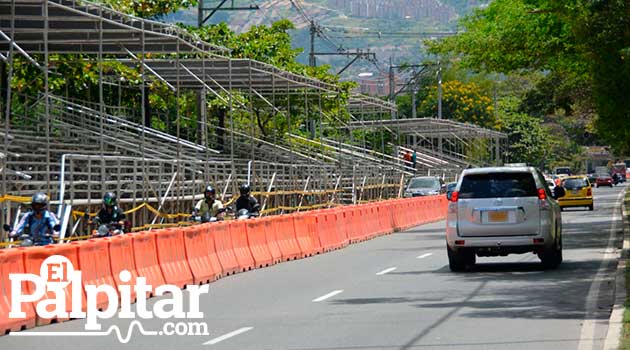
[620,190,630,349]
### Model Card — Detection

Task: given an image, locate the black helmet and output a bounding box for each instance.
[31,192,48,212]
[239,184,251,196]
[204,185,216,200]
[103,192,117,208]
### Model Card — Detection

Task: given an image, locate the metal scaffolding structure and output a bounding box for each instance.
[0,0,408,239]
[345,117,508,177]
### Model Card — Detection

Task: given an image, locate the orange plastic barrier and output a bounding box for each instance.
[210,221,240,276]
[73,239,118,311]
[22,244,85,325]
[314,214,334,251]
[106,235,139,302]
[155,228,193,289]
[0,248,36,334]
[274,215,302,261]
[182,225,221,285]
[230,221,256,271]
[131,231,166,297]
[263,217,283,264]
[245,218,274,268]
[334,210,350,247]
[293,213,322,255]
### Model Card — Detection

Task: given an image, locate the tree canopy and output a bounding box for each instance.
[430,0,630,155]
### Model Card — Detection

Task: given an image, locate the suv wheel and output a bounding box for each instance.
[447,245,475,272]
[539,235,562,269]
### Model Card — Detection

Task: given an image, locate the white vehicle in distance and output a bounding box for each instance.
[404,176,444,197]
[446,166,565,271]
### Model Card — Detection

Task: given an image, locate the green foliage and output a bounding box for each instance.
[495,98,552,167]
[101,0,196,18]
[429,0,630,155]
[417,80,496,128]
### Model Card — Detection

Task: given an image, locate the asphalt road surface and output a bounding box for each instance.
[2,184,626,350]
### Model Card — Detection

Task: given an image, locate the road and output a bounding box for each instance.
[2,185,626,350]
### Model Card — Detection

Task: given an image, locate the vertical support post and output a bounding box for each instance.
[176,40,182,216]
[228,59,235,178]
[248,60,254,163]
[140,19,147,225]
[44,0,51,196]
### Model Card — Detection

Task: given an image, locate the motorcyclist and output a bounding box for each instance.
[10,192,59,245]
[235,184,260,217]
[92,192,126,236]
[613,173,621,185]
[193,185,225,221]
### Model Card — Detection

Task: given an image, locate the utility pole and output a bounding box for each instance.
[411,82,417,119]
[437,61,443,120]
[389,57,395,119]
[309,23,316,67]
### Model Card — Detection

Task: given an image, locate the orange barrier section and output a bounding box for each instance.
[314,214,334,251]
[106,235,138,302]
[293,213,322,255]
[131,231,166,297]
[230,221,256,272]
[182,225,221,285]
[274,215,302,261]
[245,219,274,268]
[1,195,449,337]
[263,217,282,264]
[22,244,85,325]
[155,228,193,289]
[211,221,240,276]
[73,239,118,311]
[333,210,351,247]
[0,248,36,334]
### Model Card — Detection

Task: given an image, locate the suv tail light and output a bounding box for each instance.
[450,191,459,202]
[538,188,550,210]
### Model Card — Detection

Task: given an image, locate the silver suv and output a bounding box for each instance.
[446,166,565,271]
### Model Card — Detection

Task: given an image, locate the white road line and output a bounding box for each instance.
[578,189,624,350]
[417,253,433,259]
[312,290,344,302]
[375,267,397,275]
[203,327,254,346]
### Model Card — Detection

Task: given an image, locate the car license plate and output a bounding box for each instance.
[572,189,579,195]
[488,211,508,223]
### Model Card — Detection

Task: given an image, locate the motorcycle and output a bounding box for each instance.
[91,222,127,237]
[613,174,621,186]
[236,208,259,220]
[190,207,229,223]
[3,222,60,246]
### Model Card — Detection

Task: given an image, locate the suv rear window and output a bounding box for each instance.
[459,172,538,199]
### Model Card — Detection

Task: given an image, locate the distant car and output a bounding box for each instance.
[404,176,444,197]
[559,176,593,211]
[595,174,613,187]
[446,166,565,271]
[445,182,457,199]
[554,167,572,176]
[546,179,556,192]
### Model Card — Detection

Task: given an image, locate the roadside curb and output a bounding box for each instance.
[604,187,629,350]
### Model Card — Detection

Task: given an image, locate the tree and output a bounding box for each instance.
[417,80,496,128]
[429,0,630,155]
[496,98,552,167]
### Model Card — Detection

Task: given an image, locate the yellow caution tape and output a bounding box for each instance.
[0,194,33,204]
